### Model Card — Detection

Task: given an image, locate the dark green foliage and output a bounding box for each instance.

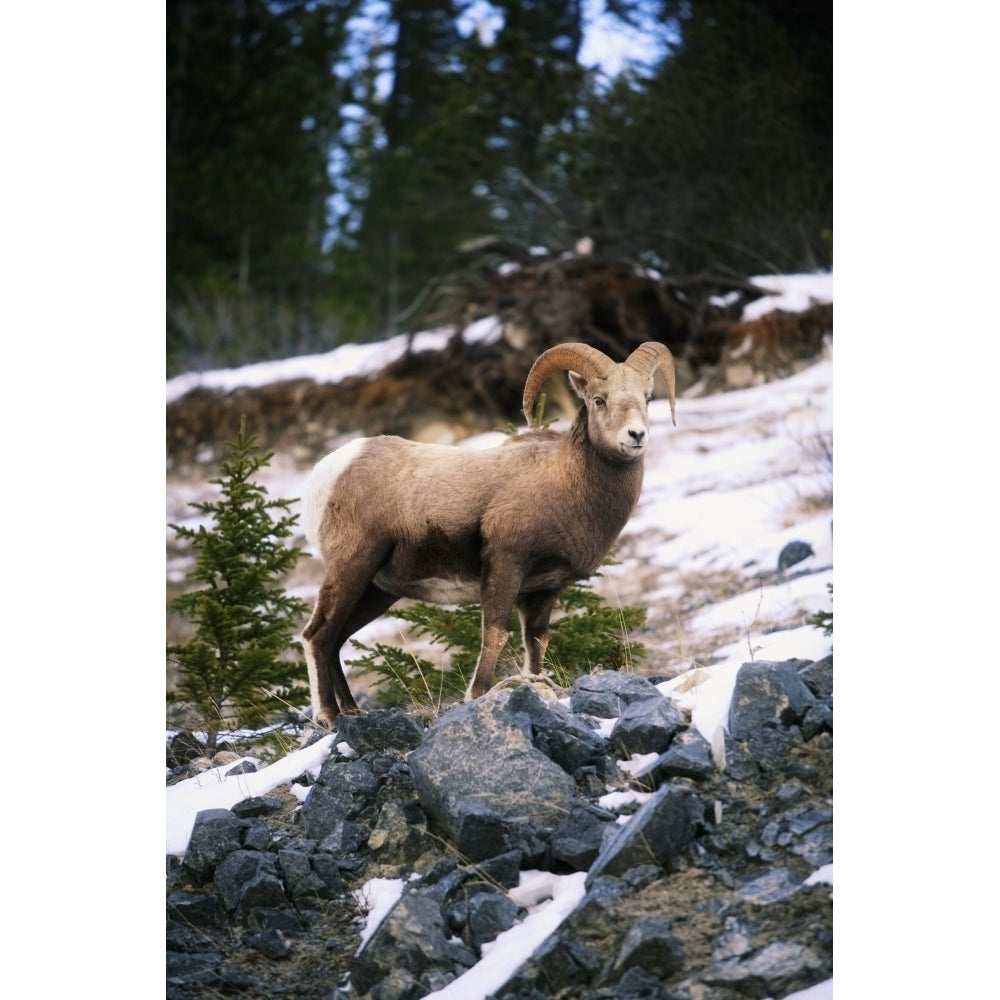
[808,582,833,637]
[166,0,362,373]
[544,581,647,686]
[167,416,311,750]
[167,0,831,371]
[557,0,832,274]
[348,578,646,715]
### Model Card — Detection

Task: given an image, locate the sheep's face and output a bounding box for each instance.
[569,367,653,461]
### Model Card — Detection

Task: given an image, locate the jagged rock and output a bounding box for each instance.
[474,850,523,890]
[167,890,226,930]
[799,653,833,698]
[505,684,609,773]
[368,799,438,869]
[225,760,258,776]
[248,927,292,960]
[466,891,523,950]
[166,658,833,1000]
[721,733,759,780]
[736,867,803,905]
[612,965,679,999]
[586,785,701,886]
[550,802,618,871]
[632,727,716,785]
[165,949,225,989]
[183,809,246,882]
[237,867,290,915]
[801,697,834,739]
[569,672,664,718]
[336,707,425,755]
[214,850,268,910]
[246,907,303,933]
[742,723,800,774]
[317,819,370,856]
[728,660,816,738]
[609,695,687,756]
[231,795,283,819]
[351,889,470,997]
[278,842,331,905]
[167,730,206,768]
[408,690,576,862]
[311,852,346,894]
[497,876,630,997]
[703,940,826,996]
[242,818,272,851]
[612,914,685,978]
[301,758,378,841]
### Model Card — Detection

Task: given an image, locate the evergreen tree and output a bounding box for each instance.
[474,0,588,246]
[167,0,361,372]
[331,0,594,336]
[332,0,496,335]
[167,0,357,297]
[555,0,832,273]
[167,417,310,751]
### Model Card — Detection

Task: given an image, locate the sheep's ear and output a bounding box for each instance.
[568,370,587,397]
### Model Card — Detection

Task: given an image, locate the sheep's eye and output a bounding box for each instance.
[594,397,606,408]
[645,394,652,403]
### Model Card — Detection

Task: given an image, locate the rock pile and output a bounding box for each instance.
[166,659,833,999]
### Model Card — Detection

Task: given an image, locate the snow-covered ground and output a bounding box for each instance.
[166,273,834,998]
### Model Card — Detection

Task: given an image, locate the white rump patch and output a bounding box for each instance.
[303,438,367,549]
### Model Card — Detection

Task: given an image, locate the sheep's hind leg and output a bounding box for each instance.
[329,583,398,716]
[302,598,345,730]
[303,576,389,728]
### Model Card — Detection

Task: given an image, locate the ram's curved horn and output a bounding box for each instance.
[522,343,615,423]
[625,342,677,426]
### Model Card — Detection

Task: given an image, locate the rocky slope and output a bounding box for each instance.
[166,659,832,999]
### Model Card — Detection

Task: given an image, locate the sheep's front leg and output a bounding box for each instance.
[467,622,509,700]
[518,589,562,676]
[468,562,521,699]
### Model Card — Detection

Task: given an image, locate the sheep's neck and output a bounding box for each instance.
[568,409,645,522]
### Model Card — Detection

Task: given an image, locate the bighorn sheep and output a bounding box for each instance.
[301,341,676,728]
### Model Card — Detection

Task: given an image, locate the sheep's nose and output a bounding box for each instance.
[628,427,646,445]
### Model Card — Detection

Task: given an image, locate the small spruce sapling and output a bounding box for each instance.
[167,416,310,751]
[808,582,833,637]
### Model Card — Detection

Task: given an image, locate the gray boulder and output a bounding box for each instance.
[612,914,684,979]
[569,671,664,718]
[301,758,378,841]
[550,801,618,871]
[586,784,701,886]
[336,707,425,755]
[728,660,816,739]
[408,690,577,862]
[798,654,833,698]
[183,809,246,883]
[505,684,609,773]
[609,696,687,756]
[351,889,470,997]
